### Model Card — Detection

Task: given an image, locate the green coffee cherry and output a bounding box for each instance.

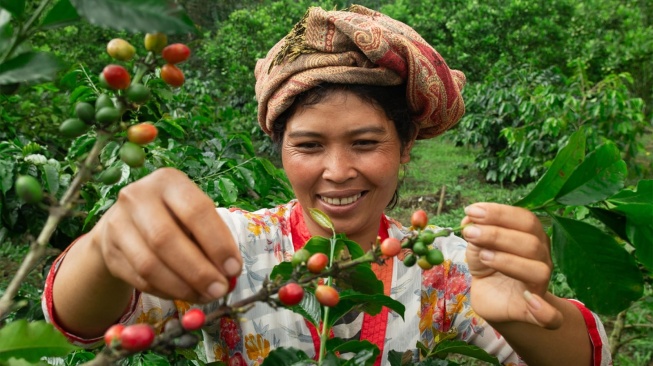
[126,84,150,104]
[95,94,114,110]
[425,248,444,266]
[15,175,43,204]
[120,142,146,168]
[291,248,311,267]
[412,241,428,256]
[75,102,96,124]
[96,107,120,124]
[403,253,417,267]
[98,166,122,185]
[59,118,88,137]
[418,230,436,244]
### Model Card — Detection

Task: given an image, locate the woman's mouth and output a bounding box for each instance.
[318,192,363,206]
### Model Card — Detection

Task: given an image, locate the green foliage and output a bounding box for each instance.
[0,320,79,362]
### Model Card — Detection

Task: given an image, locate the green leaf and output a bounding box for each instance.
[0,159,14,194]
[0,0,24,18]
[327,339,379,359]
[607,180,653,225]
[269,261,293,282]
[588,208,628,241]
[625,220,653,272]
[261,347,315,366]
[0,52,65,85]
[387,350,404,366]
[0,10,13,57]
[40,0,80,29]
[41,164,59,196]
[155,119,185,139]
[0,320,79,362]
[555,142,627,206]
[551,215,644,315]
[326,290,404,328]
[513,129,585,209]
[431,340,500,365]
[69,0,195,34]
[309,208,334,232]
[2,357,49,366]
[287,291,321,327]
[218,177,238,204]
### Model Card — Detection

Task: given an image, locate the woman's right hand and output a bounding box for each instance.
[90,167,243,303]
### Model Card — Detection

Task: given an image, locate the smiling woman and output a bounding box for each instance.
[43,4,610,366]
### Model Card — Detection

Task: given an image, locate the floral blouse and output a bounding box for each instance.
[43,200,611,365]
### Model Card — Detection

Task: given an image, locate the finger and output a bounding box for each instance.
[523,291,563,330]
[462,224,549,261]
[103,214,206,302]
[161,177,242,278]
[464,203,549,244]
[476,248,551,287]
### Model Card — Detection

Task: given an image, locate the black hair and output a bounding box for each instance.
[271,83,415,209]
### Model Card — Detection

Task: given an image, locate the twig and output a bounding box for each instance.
[436,185,446,216]
[609,309,627,358]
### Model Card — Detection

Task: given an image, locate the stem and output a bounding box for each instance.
[1,0,54,63]
[609,309,627,358]
[318,236,338,364]
[0,131,112,318]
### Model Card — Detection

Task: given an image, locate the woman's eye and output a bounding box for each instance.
[355,140,378,147]
[297,142,321,150]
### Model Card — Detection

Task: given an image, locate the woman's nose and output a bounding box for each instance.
[321,149,357,183]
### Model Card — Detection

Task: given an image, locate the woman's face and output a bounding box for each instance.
[281,90,412,249]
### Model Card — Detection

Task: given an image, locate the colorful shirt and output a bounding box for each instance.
[43,200,611,365]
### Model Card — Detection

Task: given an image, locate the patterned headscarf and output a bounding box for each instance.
[254,5,466,140]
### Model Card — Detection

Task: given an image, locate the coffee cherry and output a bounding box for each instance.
[102,64,131,90]
[411,241,428,256]
[228,276,237,293]
[417,256,433,270]
[126,83,150,104]
[278,283,304,306]
[104,324,125,347]
[120,142,146,168]
[59,118,88,137]
[181,308,206,331]
[380,237,402,257]
[411,209,428,230]
[75,102,95,123]
[107,38,136,61]
[120,324,155,352]
[144,32,168,53]
[95,94,114,110]
[162,43,191,64]
[95,107,120,125]
[15,175,43,204]
[98,72,110,89]
[127,122,158,145]
[306,252,328,274]
[425,248,444,266]
[291,248,311,267]
[315,285,339,307]
[98,166,122,185]
[161,64,184,87]
[418,230,436,244]
[403,253,417,267]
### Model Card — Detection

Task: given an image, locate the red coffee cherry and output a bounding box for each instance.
[120,324,155,352]
[127,122,158,145]
[411,209,428,230]
[380,237,402,257]
[102,64,131,90]
[161,64,185,87]
[181,308,206,331]
[104,324,125,347]
[278,283,304,306]
[162,43,191,64]
[315,285,339,307]
[306,252,328,274]
[228,276,237,293]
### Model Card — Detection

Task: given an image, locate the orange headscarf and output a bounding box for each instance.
[254,5,466,140]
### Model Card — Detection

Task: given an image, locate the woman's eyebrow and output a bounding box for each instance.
[286,126,387,139]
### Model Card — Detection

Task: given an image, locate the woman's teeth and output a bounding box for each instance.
[320,193,362,206]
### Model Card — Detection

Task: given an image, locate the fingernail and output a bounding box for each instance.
[223,257,241,277]
[480,249,494,261]
[207,281,227,299]
[464,205,486,218]
[523,290,542,310]
[463,225,481,239]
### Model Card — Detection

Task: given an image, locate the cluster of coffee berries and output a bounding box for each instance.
[402,209,445,270]
[104,308,207,353]
[281,249,341,308]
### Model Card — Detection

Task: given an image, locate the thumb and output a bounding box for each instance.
[523,291,563,330]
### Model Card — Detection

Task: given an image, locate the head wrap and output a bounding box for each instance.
[254,5,466,140]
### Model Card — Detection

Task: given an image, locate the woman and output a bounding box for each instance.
[43,5,610,365]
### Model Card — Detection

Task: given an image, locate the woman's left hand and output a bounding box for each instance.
[462,202,563,329]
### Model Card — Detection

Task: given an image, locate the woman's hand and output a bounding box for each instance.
[90,167,243,303]
[462,202,563,329]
